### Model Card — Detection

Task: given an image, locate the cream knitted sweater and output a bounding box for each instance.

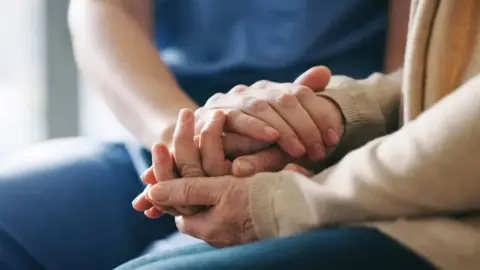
[250,1,480,269]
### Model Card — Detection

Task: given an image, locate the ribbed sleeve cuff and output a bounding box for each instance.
[249,172,283,240]
[317,79,386,162]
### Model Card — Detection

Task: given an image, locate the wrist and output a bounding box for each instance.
[314,94,346,139]
[138,120,176,150]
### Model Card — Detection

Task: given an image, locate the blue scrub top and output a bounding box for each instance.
[154,0,388,105]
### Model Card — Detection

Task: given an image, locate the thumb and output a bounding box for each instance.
[148,177,229,206]
[294,65,331,92]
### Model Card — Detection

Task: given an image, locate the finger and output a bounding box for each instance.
[222,133,271,159]
[132,186,153,211]
[151,143,197,214]
[241,87,306,158]
[172,111,208,215]
[146,199,185,217]
[135,183,184,216]
[133,186,175,214]
[299,96,344,148]
[147,176,230,206]
[175,216,201,239]
[283,163,314,177]
[200,110,232,176]
[140,167,156,185]
[173,109,204,177]
[268,85,325,161]
[151,143,174,182]
[144,207,166,219]
[232,147,292,177]
[294,66,331,92]
[196,85,246,134]
[223,110,280,142]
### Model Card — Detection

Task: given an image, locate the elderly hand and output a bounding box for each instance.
[145,161,313,247]
[132,108,231,218]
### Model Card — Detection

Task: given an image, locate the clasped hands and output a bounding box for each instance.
[132,66,344,247]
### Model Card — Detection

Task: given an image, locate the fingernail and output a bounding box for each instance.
[148,184,169,202]
[287,137,306,157]
[327,129,340,145]
[233,159,255,176]
[263,126,279,140]
[309,143,325,161]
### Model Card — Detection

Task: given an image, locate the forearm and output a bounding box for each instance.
[69,0,197,148]
[251,75,480,239]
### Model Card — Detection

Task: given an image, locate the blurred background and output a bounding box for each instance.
[0,0,130,156]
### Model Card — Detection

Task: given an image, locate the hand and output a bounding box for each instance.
[145,162,313,247]
[196,66,343,163]
[133,108,231,217]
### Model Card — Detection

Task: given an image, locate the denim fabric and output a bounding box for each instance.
[0,139,177,270]
[117,227,437,270]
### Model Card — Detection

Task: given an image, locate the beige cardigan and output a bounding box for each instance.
[250,1,480,269]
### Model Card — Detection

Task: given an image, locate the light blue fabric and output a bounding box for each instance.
[155,0,388,105]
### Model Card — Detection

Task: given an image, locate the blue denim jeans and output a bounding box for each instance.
[117,227,437,270]
[0,139,177,270]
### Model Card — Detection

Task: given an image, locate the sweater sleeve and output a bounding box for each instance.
[319,70,403,163]
[250,75,480,239]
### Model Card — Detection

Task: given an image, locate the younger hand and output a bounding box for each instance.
[196,66,343,163]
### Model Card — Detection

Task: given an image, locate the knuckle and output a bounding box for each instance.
[251,80,270,89]
[276,93,297,108]
[291,85,313,98]
[179,163,204,178]
[243,98,269,114]
[229,84,248,94]
[205,93,224,106]
[266,89,282,101]
[242,115,259,128]
[181,181,197,205]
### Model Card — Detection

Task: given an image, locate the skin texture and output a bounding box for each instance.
[141,111,314,247]
[137,66,342,179]
[133,66,344,217]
